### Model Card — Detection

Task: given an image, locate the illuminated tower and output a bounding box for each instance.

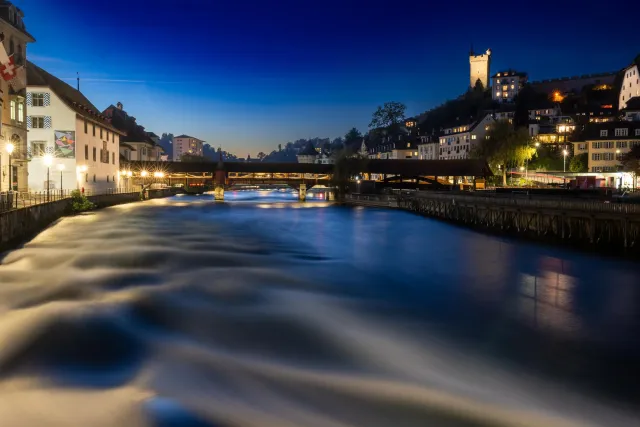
[469,47,491,89]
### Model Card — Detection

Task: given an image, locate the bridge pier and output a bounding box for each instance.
[214,186,224,201]
[299,184,306,201]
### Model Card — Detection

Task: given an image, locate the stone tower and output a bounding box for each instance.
[469,47,491,89]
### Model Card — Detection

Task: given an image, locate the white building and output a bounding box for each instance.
[26,62,126,193]
[439,114,495,160]
[367,135,419,160]
[491,70,528,103]
[173,134,204,161]
[296,143,318,163]
[469,48,491,89]
[418,142,438,160]
[619,60,640,110]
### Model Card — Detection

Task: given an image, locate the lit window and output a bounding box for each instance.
[502,85,508,91]
[10,100,15,120]
[471,135,477,140]
[18,102,24,122]
[615,128,628,136]
[31,141,45,156]
[407,142,410,148]
[600,130,608,137]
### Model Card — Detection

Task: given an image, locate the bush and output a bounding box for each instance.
[70,190,95,213]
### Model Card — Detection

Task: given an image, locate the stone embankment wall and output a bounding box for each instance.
[1,191,172,253]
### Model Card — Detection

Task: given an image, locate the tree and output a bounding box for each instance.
[180,153,210,163]
[369,101,406,129]
[473,78,484,93]
[278,144,282,152]
[257,152,266,161]
[344,127,362,146]
[471,120,535,186]
[569,152,588,173]
[621,144,640,189]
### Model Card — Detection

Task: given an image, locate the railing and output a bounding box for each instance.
[0,188,136,214]
[410,191,640,215]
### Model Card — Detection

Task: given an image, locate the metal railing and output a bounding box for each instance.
[411,191,640,215]
[0,187,137,214]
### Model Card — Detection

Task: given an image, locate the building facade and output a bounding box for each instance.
[573,122,640,177]
[438,114,494,160]
[26,62,125,193]
[103,102,162,163]
[418,141,438,160]
[296,143,318,163]
[618,61,639,110]
[173,134,204,160]
[368,135,419,160]
[0,1,34,192]
[469,48,491,89]
[492,70,527,103]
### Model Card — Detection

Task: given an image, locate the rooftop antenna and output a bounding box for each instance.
[76,72,80,91]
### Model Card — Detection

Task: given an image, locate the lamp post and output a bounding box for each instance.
[6,142,14,192]
[44,154,53,202]
[57,164,65,198]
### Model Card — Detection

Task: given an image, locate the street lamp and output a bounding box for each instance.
[57,164,65,197]
[44,154,53,202]
[562,149,568,172]
[6,142,14,191]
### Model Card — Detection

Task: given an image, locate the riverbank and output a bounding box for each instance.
[0,189,174,253]
[345,192,640,256]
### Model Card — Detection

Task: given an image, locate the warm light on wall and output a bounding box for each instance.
[552,91,565,103]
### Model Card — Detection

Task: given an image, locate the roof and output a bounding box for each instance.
[297,143,318,156]
[579,122,640,140]
[174,134,204,141]
[103,104,156,144]
[0,2,35,41]
[135,159,493,177]
[492,70,527,78]
[27,61,123,134]
[622,97,640,111]
[146,132,159,138]
[120,143,136,151]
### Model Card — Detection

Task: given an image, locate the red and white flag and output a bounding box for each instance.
[1,55,16,81]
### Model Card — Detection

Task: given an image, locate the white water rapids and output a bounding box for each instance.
[0,193,638,426]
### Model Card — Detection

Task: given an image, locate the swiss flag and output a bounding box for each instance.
[1,55,16,81]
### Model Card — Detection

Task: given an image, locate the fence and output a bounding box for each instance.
[0,188,137,214]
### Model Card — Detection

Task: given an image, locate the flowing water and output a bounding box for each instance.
[0,190,639,427]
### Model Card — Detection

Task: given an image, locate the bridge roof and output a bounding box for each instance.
[130,159,492,177]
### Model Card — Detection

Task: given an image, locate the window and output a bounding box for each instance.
[112,152,115,164]
[18,102,23,122]
[471,134,477,140]
[84,120,88,133]
[406,142,410,148]
[615,128,628,136]
[604,141,614,149]
[592,142,602,149]
[92,124,96,137]
[592,153,601,161]
[85,145,89,160]
[93,174,96,183]
[31,116,45,128]
[636,129,640,136]
[578,143,587,150]
[106,132,109,142]
[616,141,628,149]
[100,128,103,139]
[31,141,46,157]
[603,153,614,161]
[496,91,500,97]
[10,100,15,120]
[32,93,45,107]
[600,130,608,137]
[142,147,147,155]
[85,173,88,183]
[107,175,109,183]
[511,84,514,89]
[93,147,96,161]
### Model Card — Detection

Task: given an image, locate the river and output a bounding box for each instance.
[0,190,639,427]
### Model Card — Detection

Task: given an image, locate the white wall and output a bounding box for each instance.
[619,65,639,110]
[27,87,121,193]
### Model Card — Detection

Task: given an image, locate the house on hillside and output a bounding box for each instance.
[368,134,419,160]
[103,102,163,162]
[296,143,318,163]
[26,61,126,193]
[438,113,494,160]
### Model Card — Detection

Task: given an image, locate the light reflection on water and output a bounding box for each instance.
[0,190,639,427]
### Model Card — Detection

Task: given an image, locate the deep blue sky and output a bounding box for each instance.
[19,0,638,156]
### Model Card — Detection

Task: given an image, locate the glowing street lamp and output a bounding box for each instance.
[6,142,14,191]
[44,154,53,202]
[140,170,149,177]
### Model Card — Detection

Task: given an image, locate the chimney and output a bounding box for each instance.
[116,102,123,110]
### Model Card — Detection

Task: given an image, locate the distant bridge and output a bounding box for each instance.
[124,159,493,199]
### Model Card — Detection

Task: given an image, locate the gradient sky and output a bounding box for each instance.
[18,0,639,156]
